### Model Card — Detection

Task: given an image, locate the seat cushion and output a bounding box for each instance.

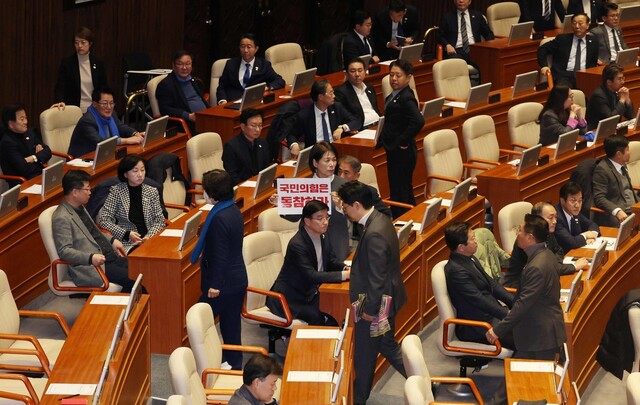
[0,376,47,404]
[0,338,64,370]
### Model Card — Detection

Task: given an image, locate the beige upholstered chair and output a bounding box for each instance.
[539,37,555,84]
[630,306,640,372]
[507,102,543,150]
[39,105,82,160]
[167,395,188,405]
[257,208,299,254]
[168,347,208,405]
[487,2,521,37]
[241,231,307,352]
[352,163,414,211]
[0,373,47,404]
[627,142,640,189]
[186,303,273,402]
[209,58,230,106]
[423,129,464,197]
[571,89,586,109]
[381,74,419,103]
[0,269,69,376]
[401,335,484,404]
[38,206,120,295]
[462,115,520,178]
[265,43,306,85]
[160,166,198,221]
[146,74,193,137]
[186,132,224,204]
[432,59,471,101]
[498,201,533,250]
[628,372,640,405]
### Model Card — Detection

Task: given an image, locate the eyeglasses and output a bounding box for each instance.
[97,101,115,107]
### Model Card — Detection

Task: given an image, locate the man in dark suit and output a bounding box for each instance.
[334,58,380,130]
[593,135,638,227]
[222,108,271,185]
[371,0,421,61]
[156,50,209,134]
[343,10,380,67]
[590,2,628,64]
[538,13,599,88]
[568,0,604,27]
[0,104,52,187]
[286,79,360,158]
[266,200,350,326]
[338,181,407,405]
[555,182,600,252]
[585,62,634,130]
[338,155,392,219]
[488,214,567,360]
[518,0,566,32]
[444,222,515,349]
[216,33,285,105]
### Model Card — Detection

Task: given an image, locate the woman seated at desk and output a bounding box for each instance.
[267,199,350,326]
[97,154,166,252]
[539,84,587,146]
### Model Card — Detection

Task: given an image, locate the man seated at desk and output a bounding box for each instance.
[286,79,360,158]
[538,13,599,88]
[338,155,391,219]
[156,50,209,135]
[592,134,639,227]
[590,2,628,65]
[555,181,600,252]
[505,202,585,289]
[585,62,634,130]
[371,0,420,61]
[342,10,380,67]
[228,353,281,405]
[0,104,52,187]
[518,0,566,32]
[68,87,143,158]
[266,200,350,326]
[222,108,271,186]
[52,170,138,292]
[444,222,515,349]
[334,58,380,131]
[216,33,285,105]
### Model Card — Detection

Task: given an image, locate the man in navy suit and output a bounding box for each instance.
[371,0,421,61]
[444,222,515,348]
[216,33,285,105]
[287,79,360,157]
[538,13,599,88]
[555,182,600,252]
[334,58,380,130]
[518,0,566,32]
[342,10,380,68]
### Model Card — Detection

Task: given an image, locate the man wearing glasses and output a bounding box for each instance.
[585,62,634,130]
[555,182,600,252]
[222,108,271,185]
[591,2,628,64]
[68,87,143,157]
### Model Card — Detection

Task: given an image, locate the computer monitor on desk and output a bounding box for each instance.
[616,47,639,68]
[41,160,65,197]
[593,115,620,143]
[92,136,118,171]
[398,43,424,63]
[465,83,492,112]
[224,82,266,111]
[449,177,472,213]
[507,21,534,45]
[421,97,445,121]
[0,185,21,219]
[290,68,317,95]
[512,71,538,98]
[516,144,541,176]
[141,115,169,149]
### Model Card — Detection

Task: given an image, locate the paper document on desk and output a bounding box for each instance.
[580,237,615,251]
[351,129,377,140]
[287,371,334,382]
[281,160,297,167]
[66,158,93,167]
[200,204,213,211]
[160,229,183,237]
[46,383,97,395]
[21,184,42,194]
[296,329,340,339]
[240,180,257,188]
[443,100,466,109]
[90,295,128,305]
[394,220,422,232]
[560,289,570,302]
[510,361,554,373]
[378,60,394,66]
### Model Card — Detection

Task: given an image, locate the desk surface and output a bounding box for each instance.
[505,358,577,405]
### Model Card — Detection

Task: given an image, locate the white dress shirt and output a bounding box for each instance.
[455,11,475,49]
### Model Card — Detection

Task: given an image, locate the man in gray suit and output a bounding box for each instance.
[52,170,136,292]
[487,214,566,360]
[338,181,407,405]
[592,135,638,227]
[590,2,627,64]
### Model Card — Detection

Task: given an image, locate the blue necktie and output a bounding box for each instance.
[321,112,330,142]
[242,63,251,88]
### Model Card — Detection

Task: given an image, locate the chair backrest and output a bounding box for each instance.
[186,303,223,387]
[508,102,543,150]
[401,335,431,379]
[404,375,433,405]
[381,75,419,103]
[628,142,640,188]
[423,129,463,196]
[0,270,19,348]
[539,37,555,73]
[167,395,188,405]
[487,2,521,37]
[243,231,285,312]
[186,131,224,187]
[430,260,457,355]
[265,43,306,85]
[163,166,188,220]
[630,306,640,372]
[498,201,533,250]
[39,106,82,155]
[462,115,500,177]
[358,163,379,192]
[147,74,168,117]
[572,89,586,109]
[432,59,471,100]
[168,347,207,405]
[628,372,640,405]
[209,58,230,106]
[38,205,71,294]
[257,208,299,254]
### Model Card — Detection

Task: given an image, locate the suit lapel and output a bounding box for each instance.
[63,202,97,243]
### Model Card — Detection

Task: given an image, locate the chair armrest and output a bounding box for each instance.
[426,174,460,198]
[0,174,27,184]
[511,142,531,150]
[545,71,554,88]
[19,310,70,336]
[0,333,52,376]
[51,259,109,293]
[430,376,484,404]
[202,367,243,387]
[466,158,500,167]
[167,117,193,138]
[242,287,294,328]
[382,199,415,210]
[192,180,203,187]
[51,151,73,161]
[498,148,522,158]
[220,344,268,355]
[0,373,39,404]
[442,318,502,356]
[590,206,606,214]
[164,203,191,213]
[505,287,517,294]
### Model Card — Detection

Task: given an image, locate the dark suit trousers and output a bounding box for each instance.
[385,143,417,218]
[200,290,245,369]
[353,317,406,404]
[105,253,137,293]
[266,293,338,326]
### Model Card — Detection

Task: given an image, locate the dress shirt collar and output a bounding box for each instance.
[242,57,256,67]
[609,158,624,174]
[314,103,328,114]
[561,207,573,226]
[354,29,366,42]
[351,82,366,93]
[358,207,375,227]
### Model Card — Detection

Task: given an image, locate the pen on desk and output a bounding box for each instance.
[60,393,79,400]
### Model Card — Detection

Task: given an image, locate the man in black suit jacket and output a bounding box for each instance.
[585,62,634,130]
[266,200,349,326]
[216,34,285,105]
[222,108,271,186]
[555,182,600,252]
[338,181,407,405]
[338,155,392,219]
[518,0,566,32]
[371,0,421,61]
[343,10,380,67]
[287,79,360,157]
[568,0,604,27]
[590,2,628,64]
[444,222,515,348]
[334,58,380,130]
[438,0,495,70]
[538,13,599,88]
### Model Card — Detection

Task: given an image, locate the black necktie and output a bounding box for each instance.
[571,217,581,236]
[575,39,583,71]
[612,28,621,52]
[321,112,330,142]
[460,12,470,54]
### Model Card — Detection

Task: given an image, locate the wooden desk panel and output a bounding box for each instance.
[505,359,576,405]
